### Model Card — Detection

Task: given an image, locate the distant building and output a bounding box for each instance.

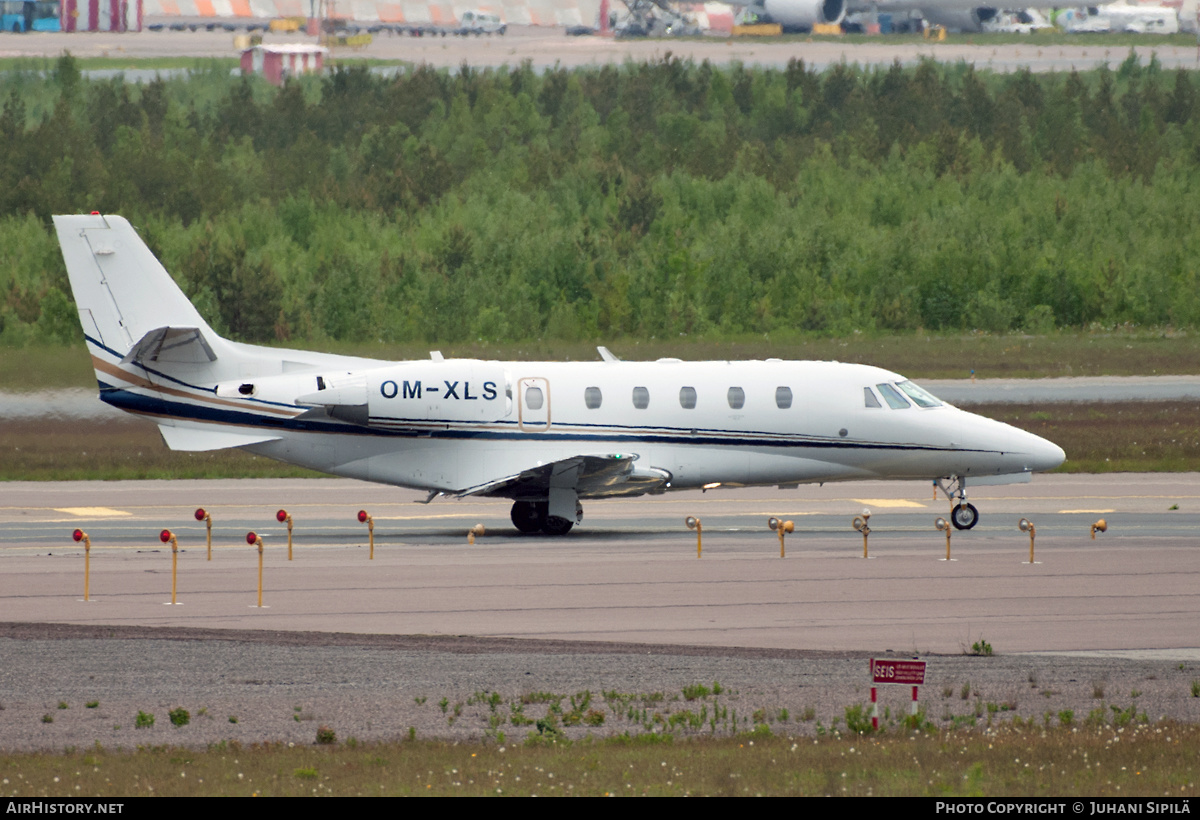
[239,43,327,86]
[61,0,143,31]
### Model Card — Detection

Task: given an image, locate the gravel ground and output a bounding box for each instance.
[1,624,1198,752]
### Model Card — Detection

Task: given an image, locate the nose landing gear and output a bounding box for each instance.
[950,501,979,530]
[935,477,980,530]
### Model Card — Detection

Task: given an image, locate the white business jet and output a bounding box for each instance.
[56,214,1064,535]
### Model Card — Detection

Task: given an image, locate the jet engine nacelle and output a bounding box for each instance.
[287,360,510,427]
[761,0,846,29]
[919,5,997,31]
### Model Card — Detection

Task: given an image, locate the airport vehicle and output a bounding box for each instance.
[55,214,1065,535]
[1,0,60,32]
[456,10,506,34]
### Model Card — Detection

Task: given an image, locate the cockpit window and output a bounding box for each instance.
[876,383,911,409]
[864,387,881,408]
[896,380,941,408]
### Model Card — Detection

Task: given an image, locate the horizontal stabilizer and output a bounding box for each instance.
[121,327,216,366]
[158,424,281,452]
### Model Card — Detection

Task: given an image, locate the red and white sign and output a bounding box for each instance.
[871,658,926,685]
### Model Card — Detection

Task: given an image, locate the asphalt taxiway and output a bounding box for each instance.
[2,474,1197,656]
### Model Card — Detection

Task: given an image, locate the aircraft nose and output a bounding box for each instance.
[1026,433,1066,472]
[1027,437,1065,475]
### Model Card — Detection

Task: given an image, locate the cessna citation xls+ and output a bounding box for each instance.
[56,214,1065,535]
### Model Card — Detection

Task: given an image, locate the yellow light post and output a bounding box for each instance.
[853,508,872,558]
[1018,518,1038,564]
[194,508,212,560]
[935,517,954,561]
[160,529,182,605]
[72,529,91,601]
[276,509,294,560]
[768,517,794,557]
[685,516,702,558]
[357,509,374,558]
[1091,519,1108,540]
[467,523,485,545]
[247,531,266,607]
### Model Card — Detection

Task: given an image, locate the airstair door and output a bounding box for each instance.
[518,377,550,431]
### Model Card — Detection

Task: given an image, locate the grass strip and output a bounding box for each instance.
[2,723,1197,796]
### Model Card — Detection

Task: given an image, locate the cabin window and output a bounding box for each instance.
[727,386,745,409]
[897,380,941,408]
[584,386,602,409]
[679,387,697,409]
[876,383,910,409]
[632,386,650,409]
[775,386,793,409]
[525,386,544,410]
[864,387,881,408]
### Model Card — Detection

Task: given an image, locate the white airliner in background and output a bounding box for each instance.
[725,0,1075,32]
[55,214,1064,535]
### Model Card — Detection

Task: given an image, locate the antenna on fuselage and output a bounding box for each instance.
[597,346,620,362]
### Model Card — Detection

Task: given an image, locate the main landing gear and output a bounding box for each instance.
[935,476,979,530]
[510,500,578,536]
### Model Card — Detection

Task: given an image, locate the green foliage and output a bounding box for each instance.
[135,711,154,729]
[844,704,875,735]
[169,708,190,727]
[971,639,993,657]
[7,60,1200,348]
[315,725,337,745]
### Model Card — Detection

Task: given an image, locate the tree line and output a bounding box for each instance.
[3,52,1200,346]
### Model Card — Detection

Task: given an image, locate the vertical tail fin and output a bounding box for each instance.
[53,214,215,359]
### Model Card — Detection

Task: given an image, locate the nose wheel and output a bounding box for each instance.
[951,502,979,530]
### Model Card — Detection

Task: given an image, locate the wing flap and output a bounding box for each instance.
[454,453,671,499]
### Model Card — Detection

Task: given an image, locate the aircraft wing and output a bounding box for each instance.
[454,453,671,500]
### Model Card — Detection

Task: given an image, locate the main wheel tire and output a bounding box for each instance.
[510,500,544,533]
[951,502,979,531]
[541,515,574,536]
